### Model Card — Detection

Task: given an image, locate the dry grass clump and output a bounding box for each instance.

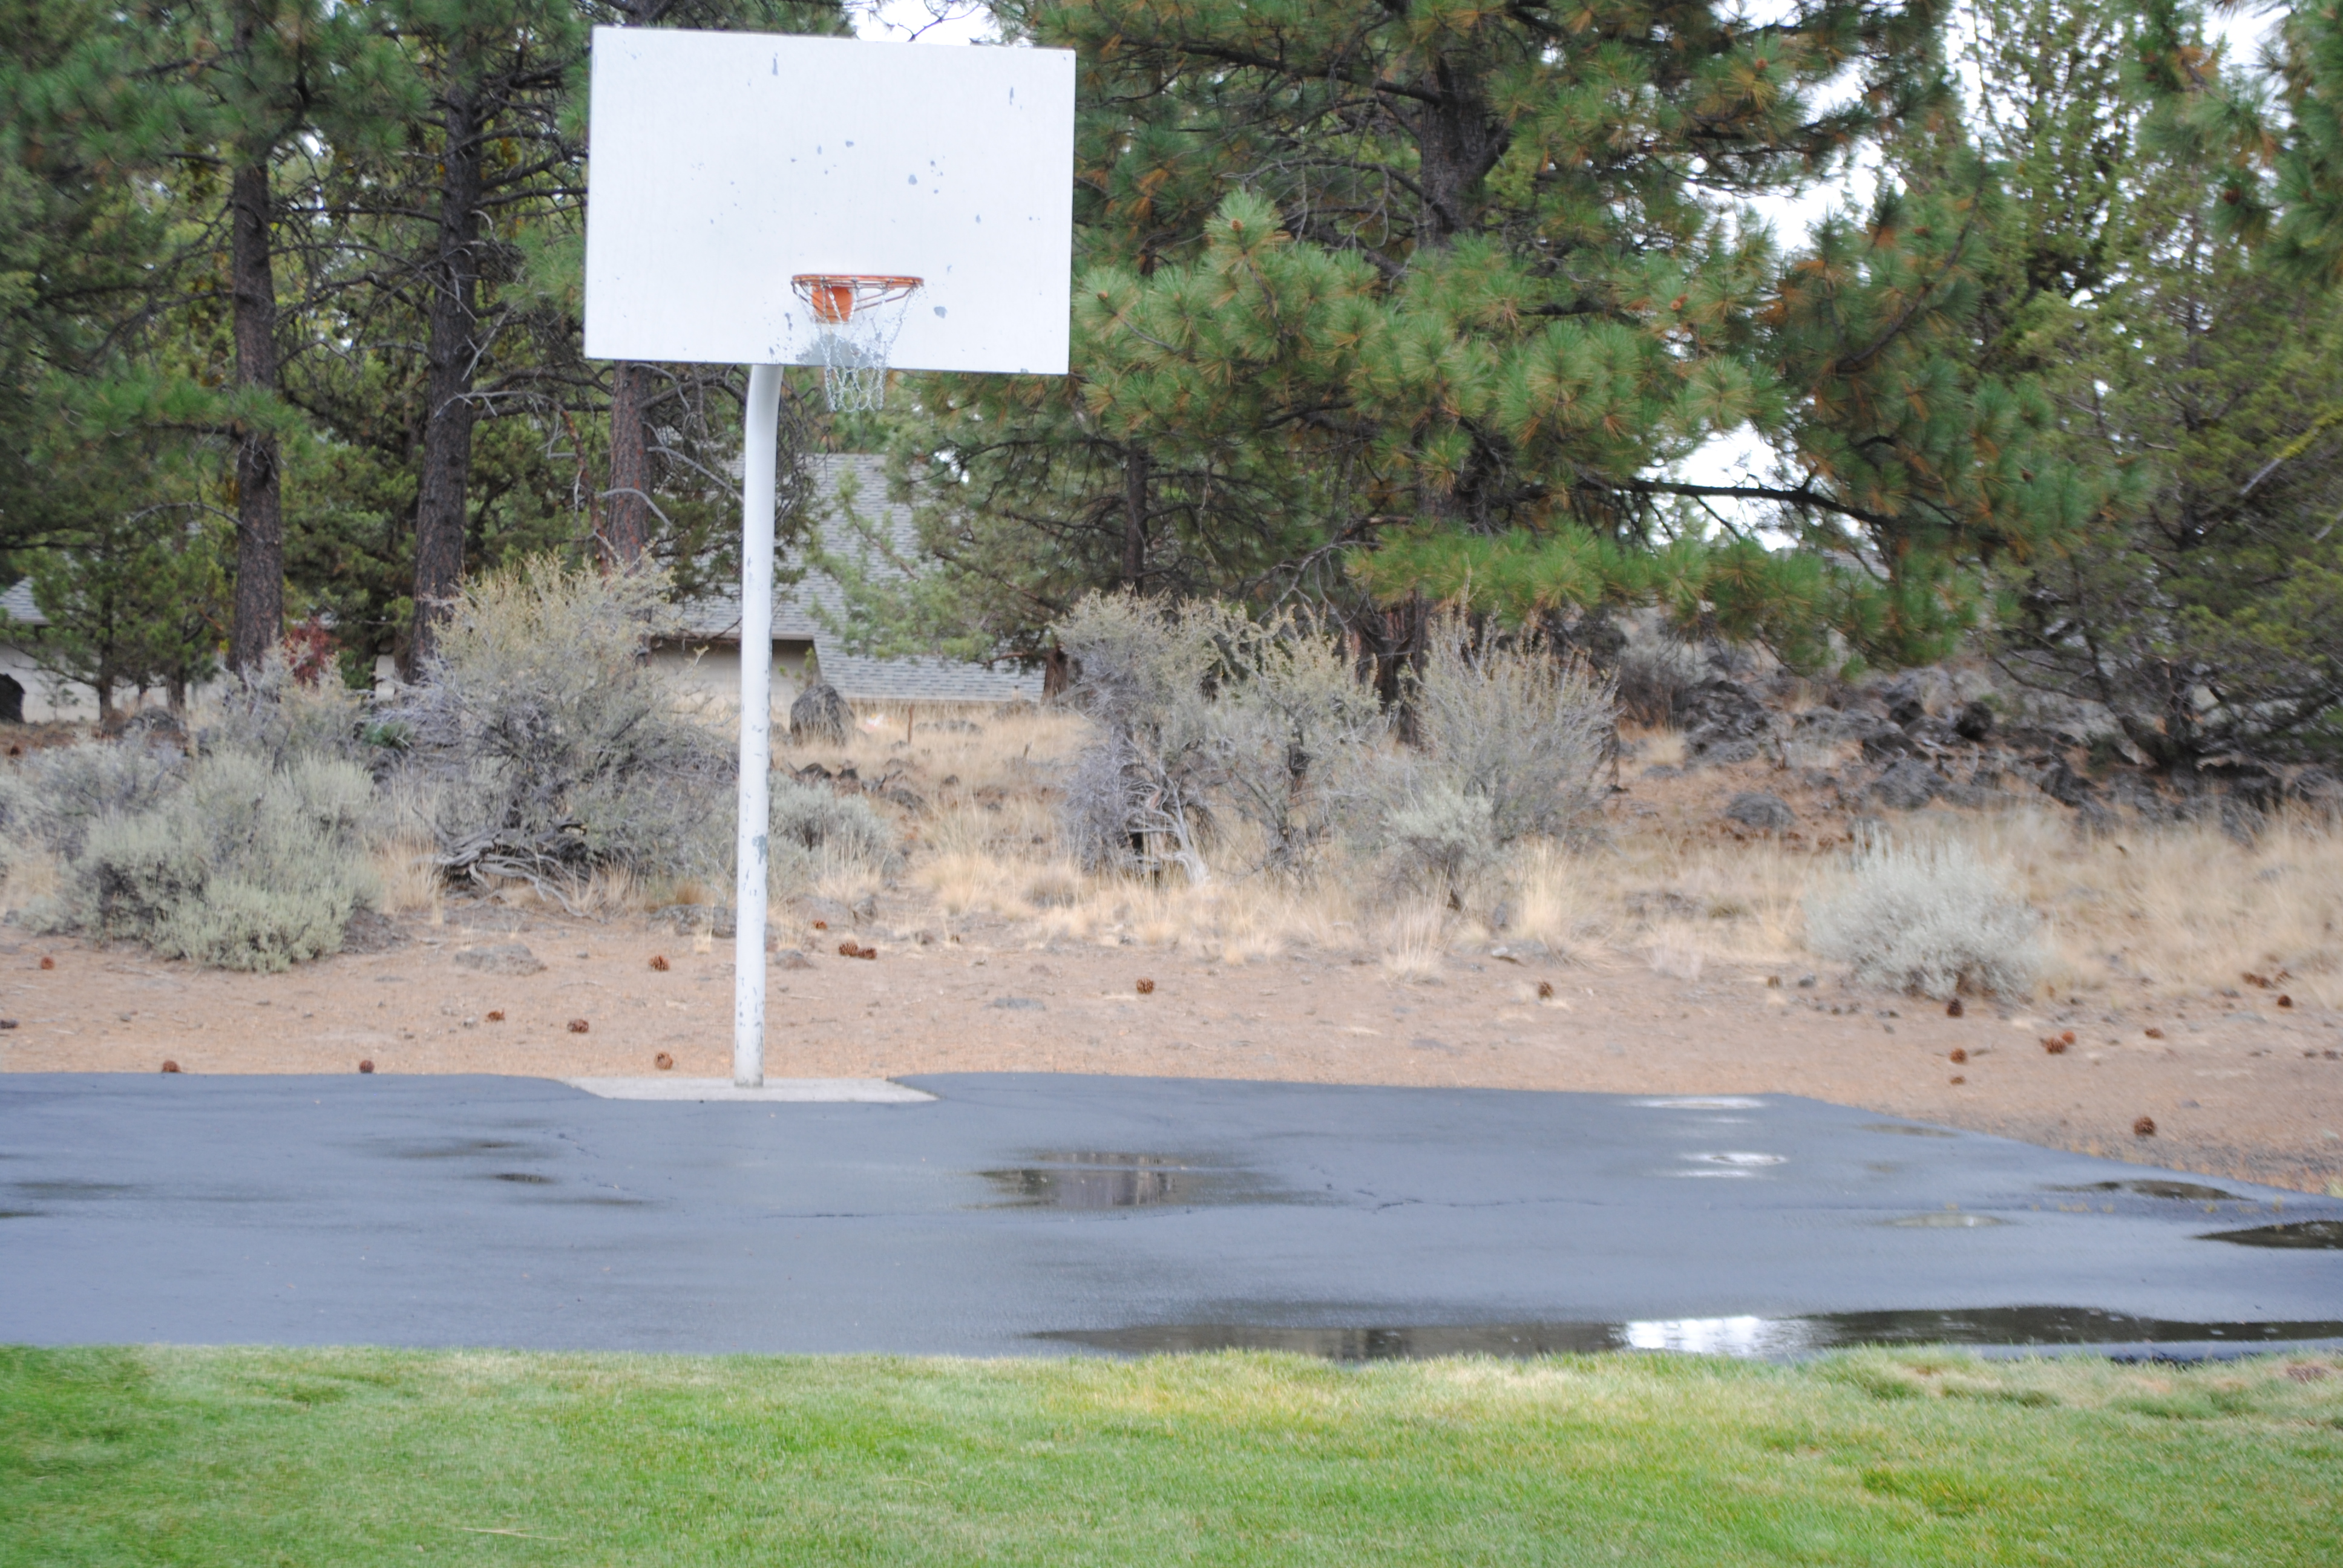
[783,702,1085,800]
[371,836,445,921]
[1959,809,2343,1005]
[902,734,2337,1004]
[1032,872,1365,965]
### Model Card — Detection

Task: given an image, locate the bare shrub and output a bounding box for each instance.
[1208,613,1385,871]
[381,560,733,900]
[1367,615,1613,896]
[1054,593,1227,882]
[200,649,364,766]
[1805,840,2045,998]
[1056,595,1386,881]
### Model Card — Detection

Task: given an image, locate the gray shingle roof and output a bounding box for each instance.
[0,578,44,627]
[670,454,1038,704]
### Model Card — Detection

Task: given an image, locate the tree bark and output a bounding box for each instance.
[605,361,649,564]
[1406,58,1509,247]
[407,70,484,673]
[1119,445,1150,588]
[226,158,284,673]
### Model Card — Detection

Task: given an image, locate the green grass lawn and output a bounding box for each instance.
[4,1345,2339,1566]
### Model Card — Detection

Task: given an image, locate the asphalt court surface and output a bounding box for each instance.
[4,1073,2339,1358]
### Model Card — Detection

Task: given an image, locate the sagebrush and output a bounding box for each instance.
[1804,838,2045,998]
[4,744,379,970]
[768,776,898,890]
[1368,613,1613,897]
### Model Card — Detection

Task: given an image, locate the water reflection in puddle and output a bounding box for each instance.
[2199,1220,2343,1250]
[1044,1306,2343,1361]
[2051,1179,2245,1201]
[1861,1123,1958,1138]
[980,1152,1229,1210]
[1686,1151,1785,1166]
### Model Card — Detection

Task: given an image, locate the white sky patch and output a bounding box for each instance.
[856,0,1000,45]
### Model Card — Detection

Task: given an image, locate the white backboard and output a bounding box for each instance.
[583,29,1073,373]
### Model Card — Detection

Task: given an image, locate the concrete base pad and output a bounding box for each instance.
[564,1076,935,1103]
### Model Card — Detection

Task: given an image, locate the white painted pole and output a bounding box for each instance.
[733,363,782,1087]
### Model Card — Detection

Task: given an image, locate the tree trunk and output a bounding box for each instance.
[407,71,483,673]
[1408,59,1509,247]
[1120,445,1150,588]
[226,160,284,673]
[605,361,649,565]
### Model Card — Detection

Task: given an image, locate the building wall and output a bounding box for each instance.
[647,639,816,717]
[0,642,206,724]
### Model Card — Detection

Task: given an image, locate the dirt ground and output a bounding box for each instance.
[6,890,2340,1197]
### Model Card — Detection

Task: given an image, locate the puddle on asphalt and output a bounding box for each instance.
[2199,1220,2343,1249]
[978,1152,1240,1210]
[1684,1151,1785,1166]
[387,1138,531,1159]
[1887,1213,2007,1228]
[2050,1179,2244,1201]
[9,1180,137,1200]
[1043,1306,2343,1362]
[1862,1123,1958,1138]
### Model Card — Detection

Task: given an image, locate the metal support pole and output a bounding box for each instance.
[733,363,781,1086]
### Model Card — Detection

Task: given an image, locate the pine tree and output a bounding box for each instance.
[862,0,2095,676]
[1983,0,2343,763]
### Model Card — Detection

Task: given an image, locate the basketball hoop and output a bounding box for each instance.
[790,273,922,411]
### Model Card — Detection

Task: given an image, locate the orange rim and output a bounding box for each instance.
[790,273,923,325]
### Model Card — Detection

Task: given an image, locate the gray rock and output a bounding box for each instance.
[1953,700,1996,742]
[340,907,405,954]
[2109,774,2172,820]
[790,681,851,745]
[772,948,814,970]
[802,894,878,927]
[2037,759,2098,808]
[1689,737,1761,767]
[1672,678,1775,765]
[990,996,1046,1011]
[1876,668,1956,719]
[1869,759,1945,811]
[453,941,545,976]
[1722,791,1796,831]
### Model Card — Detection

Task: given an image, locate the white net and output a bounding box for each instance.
[790,274,922,412]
